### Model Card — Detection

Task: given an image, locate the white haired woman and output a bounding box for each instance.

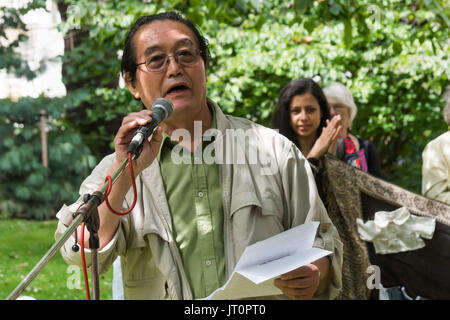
[422,86,450,204]
[324,83,381,177]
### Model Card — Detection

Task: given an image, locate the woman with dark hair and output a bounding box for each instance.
[273,78,374,300]
[272,78,342,195]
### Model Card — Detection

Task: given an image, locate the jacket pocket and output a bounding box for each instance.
[230,191,261,215]
[124,277,168,300]
[230,191,285,258]
[230,190,284,225]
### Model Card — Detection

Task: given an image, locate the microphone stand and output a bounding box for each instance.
[6,154,136,300]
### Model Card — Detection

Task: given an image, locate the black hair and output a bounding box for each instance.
[272,78,330,150]
[120,11,211,85]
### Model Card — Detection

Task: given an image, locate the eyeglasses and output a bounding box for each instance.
[136,48,202,73]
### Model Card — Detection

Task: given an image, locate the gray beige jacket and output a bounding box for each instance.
[55,100,343,300]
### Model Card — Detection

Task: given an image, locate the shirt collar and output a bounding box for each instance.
[157,100,217,161]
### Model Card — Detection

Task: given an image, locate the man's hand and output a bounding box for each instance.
[113,109,164,174]
[86,109,163,250]
[274,256,330,300]
[274,264,321,300]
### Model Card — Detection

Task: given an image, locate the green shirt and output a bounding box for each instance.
[158,108,226,299]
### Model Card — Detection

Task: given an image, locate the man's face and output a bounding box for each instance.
[126,20,207,120]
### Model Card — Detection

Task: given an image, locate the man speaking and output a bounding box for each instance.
[55,11,343,300]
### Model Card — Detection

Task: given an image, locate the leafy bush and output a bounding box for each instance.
[1,0,448,220]
[0,97,97,219]
[56,0,448,193]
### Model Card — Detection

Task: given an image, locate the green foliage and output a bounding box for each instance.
[205,0,449,191]
[2,0,448,220]
[63,87,138,157]
[56,0,449,195]
[0,97,96,219]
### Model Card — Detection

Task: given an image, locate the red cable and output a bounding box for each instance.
[80,151,138,299]
[104,152,138,216]
[80,222,91,300]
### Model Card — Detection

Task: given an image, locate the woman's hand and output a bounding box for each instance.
[307,115,342,159]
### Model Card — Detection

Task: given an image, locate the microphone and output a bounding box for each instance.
[127,98,173,157]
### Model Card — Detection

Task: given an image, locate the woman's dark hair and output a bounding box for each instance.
[121,11,211,85]
[272,78,330,150]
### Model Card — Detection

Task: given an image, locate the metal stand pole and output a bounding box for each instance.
[77,191,103,300]
[6,214,84,300]
[91,249,100,300]
[6,155,134,300]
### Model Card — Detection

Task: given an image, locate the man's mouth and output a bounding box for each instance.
[166,84,190,96]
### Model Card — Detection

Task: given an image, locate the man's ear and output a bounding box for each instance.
[124,73,140,100]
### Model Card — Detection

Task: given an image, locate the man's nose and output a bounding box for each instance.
[166,55,182,77]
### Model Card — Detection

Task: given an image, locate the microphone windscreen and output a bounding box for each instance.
[152,98,173,122]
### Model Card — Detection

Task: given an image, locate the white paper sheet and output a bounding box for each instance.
[202,221,332,300]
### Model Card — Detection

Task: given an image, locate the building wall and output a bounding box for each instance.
[0,0,66,100]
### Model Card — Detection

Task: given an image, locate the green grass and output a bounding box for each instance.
[0,219,113,300]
